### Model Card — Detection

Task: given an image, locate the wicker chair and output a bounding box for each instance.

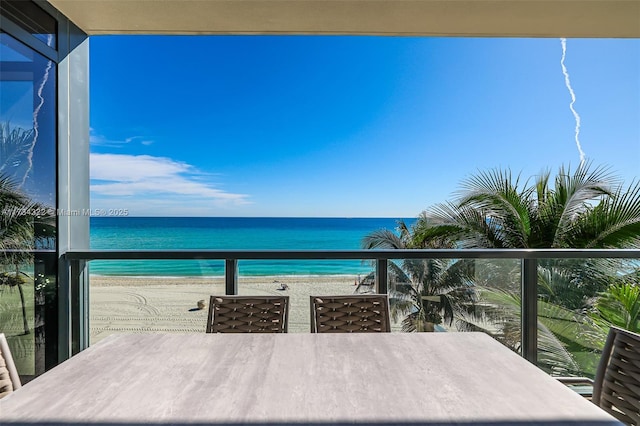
[559,326,640,424]
[0,333,21,399]
[590,326,640,425]
[206,296,289,333]
[310,294,390,333]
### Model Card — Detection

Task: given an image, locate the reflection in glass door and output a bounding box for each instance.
[0,31,57,380]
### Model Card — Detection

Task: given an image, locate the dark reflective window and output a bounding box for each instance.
[0,1,56,49]
[0,31,57,381]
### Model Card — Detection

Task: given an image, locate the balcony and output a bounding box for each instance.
[53,247,639,380]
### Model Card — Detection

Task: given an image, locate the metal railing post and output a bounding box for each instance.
[225,259,238,295]
[375,258,388,294]
[70,259,89,355]
[59,256,89,357]
[78,260,89,353]
[522,258,538,364]
[58,256,72,362]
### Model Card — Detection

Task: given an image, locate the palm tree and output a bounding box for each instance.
[361,218,606,375]
[363,163,640,375]
[362,223,476,332]
[411,162,640,308]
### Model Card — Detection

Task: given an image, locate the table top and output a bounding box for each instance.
[1,332,622,425]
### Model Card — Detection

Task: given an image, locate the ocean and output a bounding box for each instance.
[90,217,412,276]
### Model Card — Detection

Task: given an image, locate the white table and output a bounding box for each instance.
[0,332,622,425]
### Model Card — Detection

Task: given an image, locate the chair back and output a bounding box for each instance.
[0,333,21,399]
[310,295,390,333]
[592,326,640,424]
[207,296,289,333]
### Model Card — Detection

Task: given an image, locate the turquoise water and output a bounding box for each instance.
[90,217,411,276]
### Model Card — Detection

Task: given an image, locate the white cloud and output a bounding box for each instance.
[125,136,154,145]
[89,130,122,147]
[90,130,154,147]
[91,154,190,181]
[90,153,251,215]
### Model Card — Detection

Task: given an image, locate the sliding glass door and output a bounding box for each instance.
[0,14,57,381]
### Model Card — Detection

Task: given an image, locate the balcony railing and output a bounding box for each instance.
[62,248,640,375]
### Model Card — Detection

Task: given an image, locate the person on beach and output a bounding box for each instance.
[274,280,289,291]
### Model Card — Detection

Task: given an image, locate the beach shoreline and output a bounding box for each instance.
[89,274,366,344]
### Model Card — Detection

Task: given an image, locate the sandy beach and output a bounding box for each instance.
[89,275,368,344]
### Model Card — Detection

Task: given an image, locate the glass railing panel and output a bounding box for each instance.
[537,257,638,378]
[237,259,373,333]
[89,258,375,341]
[90,259,225,277]
[468,258,523,352]
[89,260,225,345]
[388,258,522,348]
[79,251,640,377]
[14,247,640,420]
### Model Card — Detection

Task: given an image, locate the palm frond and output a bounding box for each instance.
[361,228,407,249]
[456,168,533,247]
[592,283,640,332]
[423,202,508,248]
[547,162,616,247]
[572,180,640,249]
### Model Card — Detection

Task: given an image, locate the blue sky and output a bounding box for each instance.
[89,36,639,217]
